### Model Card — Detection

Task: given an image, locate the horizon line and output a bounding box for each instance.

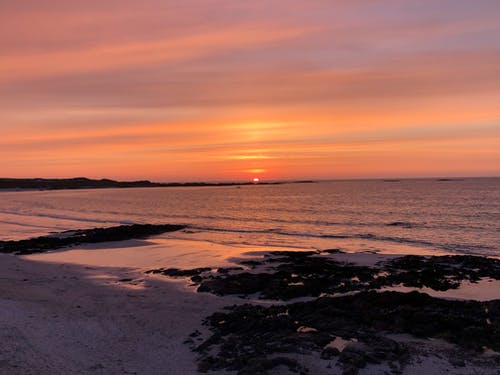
[2,175,499,184]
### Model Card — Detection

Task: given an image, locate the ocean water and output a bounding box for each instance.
[0,178,499,256]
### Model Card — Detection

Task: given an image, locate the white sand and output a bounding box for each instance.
[0,239,249,375]
[0,237,313,375]
[1,237,498,374]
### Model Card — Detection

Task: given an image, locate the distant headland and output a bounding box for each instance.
[0,177,316,191]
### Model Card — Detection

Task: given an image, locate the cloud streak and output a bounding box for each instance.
[1,0,499,180]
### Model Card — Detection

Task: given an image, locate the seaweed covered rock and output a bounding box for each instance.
[151,251,500,300]
[0,224,186,254]
[378,255,500,290]
[194,291,499,374]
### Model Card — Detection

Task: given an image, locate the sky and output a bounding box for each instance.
[1,0,499,182]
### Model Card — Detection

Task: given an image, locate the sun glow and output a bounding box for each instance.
[245,169,266,174]
[1,2,499,180]
[252,177,260,184]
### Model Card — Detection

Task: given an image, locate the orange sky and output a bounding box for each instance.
[1,0,499,181]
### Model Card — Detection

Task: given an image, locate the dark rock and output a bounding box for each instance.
[150,250,500,373]
[193,291,497,373]
[197,355,217,373]
[145,267,211,278]
[189,330,201,338]
[320,347,339,359]
[159,251,499,302]
[195,253,378,300]
[380,255,500,291]
[239,260,263,267]
[0,224,186,254]
[197,272,276,296]
[216,267,244,274]
[449,358,466,367]
[342,365,359,375]
[190,275,203,283]
[339,349,366,368]
[386,222,414,228]
[323,248,345,254]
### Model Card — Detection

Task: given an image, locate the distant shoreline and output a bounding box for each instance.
[0,177,319,192]
[1,176,498,192]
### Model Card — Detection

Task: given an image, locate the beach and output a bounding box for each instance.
[3,0,500,372]
[1,232,499,375]
[0,239,235,375]
[1,180,499,374]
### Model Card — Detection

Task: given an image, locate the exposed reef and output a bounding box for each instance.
[193,291,499,374]
[380,254,500,291]
[148,251,500,300]
[0,224,185,254]
[148,250,500,374]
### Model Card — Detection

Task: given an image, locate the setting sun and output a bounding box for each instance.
[0,2,498,374]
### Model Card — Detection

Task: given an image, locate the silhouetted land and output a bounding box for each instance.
[0,177,163,190]
[0,177,312,191]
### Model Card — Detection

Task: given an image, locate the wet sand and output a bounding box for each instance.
[0,253,223,374]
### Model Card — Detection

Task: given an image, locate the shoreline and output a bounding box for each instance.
[1,233,499,374]
[1,177,497,193]
[0,252,232,375]
[0,177,317,192]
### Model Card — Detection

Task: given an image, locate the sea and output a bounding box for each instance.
[1,178,499,257]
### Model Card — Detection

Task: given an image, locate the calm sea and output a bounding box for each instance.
[1,178,499,256]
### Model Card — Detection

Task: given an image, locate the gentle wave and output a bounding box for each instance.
[155,213,488,233]
[1,209,489,235]
[188,225,493,255]
[0,209,134,226]
[0,219,60,230]
[0,209,493,255]
[1,179,498,256]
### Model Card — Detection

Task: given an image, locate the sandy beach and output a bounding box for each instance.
[1,237,285,374]
[1,234,499,375]
[3,0,499,372]
[0,249,214,374]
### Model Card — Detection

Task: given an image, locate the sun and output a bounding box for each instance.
[252,177,260,184]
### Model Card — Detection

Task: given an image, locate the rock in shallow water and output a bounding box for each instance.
[0,223,186,254]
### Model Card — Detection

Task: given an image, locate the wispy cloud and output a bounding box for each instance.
[1,0,499,179]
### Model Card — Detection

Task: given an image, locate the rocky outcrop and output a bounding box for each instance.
[0,224,186,254]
